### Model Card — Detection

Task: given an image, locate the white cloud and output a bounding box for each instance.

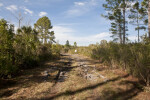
[6,5,18,12]
[39,12,47,17]
[93,32,110,39]
[128,36,137,41]
[66,0,99,17]
[0,3,3,7]
[22,7,33,15]
[53,25,111,46]
[74,2,86,6]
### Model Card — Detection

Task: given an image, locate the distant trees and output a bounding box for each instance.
[34,16,55,44]
[74,42,77,48]
[63,40,71,53]
[65,40,70,47]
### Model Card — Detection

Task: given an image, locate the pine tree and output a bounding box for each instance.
[139,0,148,39]
[74,42,77,48]
[103,0,135,44]
[110,9,124,43]
[129,0,146,42]
[65,40,70,47]
[34,16,54,44]
[103,0,124,43]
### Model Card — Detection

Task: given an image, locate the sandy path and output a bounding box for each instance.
[0,54,149,100]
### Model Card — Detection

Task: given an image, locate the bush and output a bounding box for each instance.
[91,42,150,86]
[0,19,61,78]
[75,41,150,86]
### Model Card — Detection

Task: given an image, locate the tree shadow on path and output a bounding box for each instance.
[31,74,143,100]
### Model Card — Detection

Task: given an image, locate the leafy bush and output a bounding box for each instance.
[0,19,61,78]
[92,42,150,86]
[75,40,150,86]
[0,19,17,77]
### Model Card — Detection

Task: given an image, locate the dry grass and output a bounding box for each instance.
[0,54,150,100]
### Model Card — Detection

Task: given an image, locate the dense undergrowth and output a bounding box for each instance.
[0,19,62,78]
[69,41,150,87]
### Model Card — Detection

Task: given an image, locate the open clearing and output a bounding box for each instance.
[0,54,150,100]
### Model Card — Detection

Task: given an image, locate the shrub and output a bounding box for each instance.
[76,41,150,86]
[0,19,61,78]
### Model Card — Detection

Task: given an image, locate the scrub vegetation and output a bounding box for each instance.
[0,0,150,99]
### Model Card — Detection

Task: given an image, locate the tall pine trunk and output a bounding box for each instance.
[119,13,123,44]
[119,23,122,44]
[148,0,150,40]
[119,28,122,44]
[123,0,126,44]
[137,9,140,42]
[138,27,140,42]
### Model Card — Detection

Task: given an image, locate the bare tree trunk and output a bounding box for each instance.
[19,19,21,29]
[137,9,140,42]
[138,26,140,42]
[44,38,47,44]
[119,16,122,44]
[148,0,150,40]
[123,0,126,44]
[146,70,150,87]
[119,29,122,44]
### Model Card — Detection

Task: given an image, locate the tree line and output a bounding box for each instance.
[0,16,62,78]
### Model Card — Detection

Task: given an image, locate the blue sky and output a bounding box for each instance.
[0,0,147,46]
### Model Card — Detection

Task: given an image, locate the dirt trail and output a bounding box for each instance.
[0,54,149,100]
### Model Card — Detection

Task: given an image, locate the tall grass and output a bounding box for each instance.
[71,41,150,86]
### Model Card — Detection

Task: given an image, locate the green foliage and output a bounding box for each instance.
[34,16,55,44]
[89,41,150,86]
[64,40,70,53]
[0,19,16,76]
[140,0,148,25]
[69,44,97,57]
[128,1,147,42]
[0,18,60,78]
[51,43,62,59]
[74,42,77,48]
[14,26,40,68]
[102,0,134,44]
[74,39,150,86]
[65,40,70,47]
